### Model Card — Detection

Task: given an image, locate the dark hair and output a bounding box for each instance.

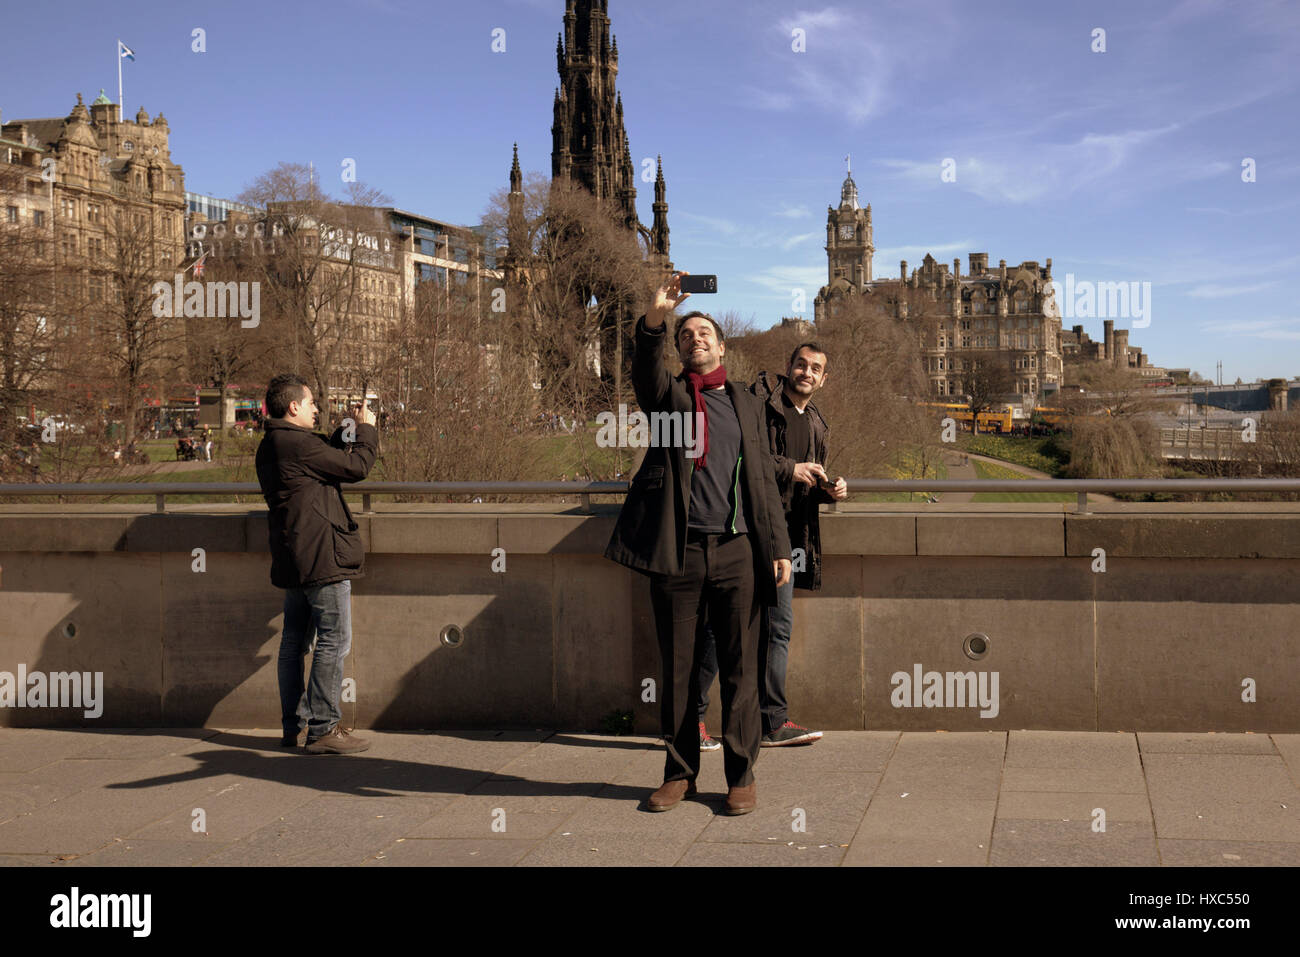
[788,341,829,369]
[676,310,725,344]
[266,373,310,418]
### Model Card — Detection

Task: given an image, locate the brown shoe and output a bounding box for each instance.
[723,782,757,815]
[647,778,698,812]
[304,724,370,755]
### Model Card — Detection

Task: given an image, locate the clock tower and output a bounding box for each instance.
[825,163,872,288]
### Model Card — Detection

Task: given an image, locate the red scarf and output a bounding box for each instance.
[684,365,727,469]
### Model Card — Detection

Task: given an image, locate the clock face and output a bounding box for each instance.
[122,140,134,151]
[839,224,854,240]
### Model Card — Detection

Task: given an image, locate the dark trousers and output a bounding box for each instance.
[698,574,794,735]
[649,531,761,788]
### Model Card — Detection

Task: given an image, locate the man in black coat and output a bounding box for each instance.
[697,347,847,750]
[255,374,377,754]
[605,273,791,815]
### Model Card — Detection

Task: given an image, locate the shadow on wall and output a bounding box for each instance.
[0,507,662,733]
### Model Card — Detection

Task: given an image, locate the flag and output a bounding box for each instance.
[191,251,208,277]
[119,41,135,61]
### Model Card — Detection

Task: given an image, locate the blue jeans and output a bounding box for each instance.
[278,580,352,740]
[698,575,794,736]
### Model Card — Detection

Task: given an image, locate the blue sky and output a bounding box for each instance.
[5,0,1298,381]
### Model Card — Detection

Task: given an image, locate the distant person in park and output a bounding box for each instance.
[255,373,377,754]
[604,272,791,815]
[696,343,848,752]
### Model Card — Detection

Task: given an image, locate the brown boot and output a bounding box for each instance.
[304,725,370,755]
[723,782,757,815]
[647,779,698,812]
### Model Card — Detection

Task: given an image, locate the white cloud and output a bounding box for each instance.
[740,3,961,124]
[781,230,820,251]
[876,124,1181,204]
[1188,280,1281,299]
[1197,316,1300,340]
[742,263,828,299]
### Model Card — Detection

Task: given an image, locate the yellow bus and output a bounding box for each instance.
[918,401,1015,434]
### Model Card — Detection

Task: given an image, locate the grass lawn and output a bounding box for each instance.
[855,455,948,502]
[970,458,1075,503]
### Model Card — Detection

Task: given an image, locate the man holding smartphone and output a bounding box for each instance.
[697,343,848,748]
[256,375,378,754]
[605,273,791,815]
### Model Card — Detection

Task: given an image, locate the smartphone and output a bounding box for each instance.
[679,274,718,294]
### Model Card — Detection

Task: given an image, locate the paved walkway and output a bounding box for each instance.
[936,450,1115,504]
[1,729,1297,866]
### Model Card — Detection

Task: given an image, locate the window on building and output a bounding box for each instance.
[5,206,16,223]
[33,210,45,227]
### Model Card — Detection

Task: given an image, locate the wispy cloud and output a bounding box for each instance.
[1198,316,1300,340]
[876,125,1178,204]
[742,263,829,301]
[1188,280,1281,299]
[740,2,961,124]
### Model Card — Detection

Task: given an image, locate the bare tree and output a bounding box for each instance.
[235,162,394,431]
[956,351,1016,433]
[482,172,650,428]
[95,205,186,450]
[0,167,61,454]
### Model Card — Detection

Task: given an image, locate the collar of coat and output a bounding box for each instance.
[264,418,314,434]
[754,370,829,433]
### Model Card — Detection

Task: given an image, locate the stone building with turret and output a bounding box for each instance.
[2,90,187,292]
[814,168,1063,402]
[1060,320,1165,379]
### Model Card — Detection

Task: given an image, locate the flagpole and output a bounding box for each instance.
[117,39,123,109]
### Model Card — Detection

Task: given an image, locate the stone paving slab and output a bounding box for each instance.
[0,728,1297,866]
[1138,732,1276,755]
[1142,752,1300,842]
[1156,839,1300,866]
[365,838,540,866]
[989,820,1158,866]
[994,791,1153,823]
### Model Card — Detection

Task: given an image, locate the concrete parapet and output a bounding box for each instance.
[1,503,1297,731]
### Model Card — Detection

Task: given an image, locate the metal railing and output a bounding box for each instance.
[3,478,1300,514]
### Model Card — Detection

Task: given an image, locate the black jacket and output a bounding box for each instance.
[753,371,834,591]
[255,418,378,589]
[604,316,792,607]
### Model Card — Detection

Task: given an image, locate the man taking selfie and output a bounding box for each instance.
[605,273,791,815]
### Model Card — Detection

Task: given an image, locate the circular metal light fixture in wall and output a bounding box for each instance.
[963,632,989,660]
[439,624,465,648]
[62,621,78,639]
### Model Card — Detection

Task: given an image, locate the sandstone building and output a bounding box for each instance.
[3,91,187,315]
[814,168,1062,402]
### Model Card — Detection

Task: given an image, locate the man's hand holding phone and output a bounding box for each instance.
[793,462,828,487]
[646,272,692,329]
[350,401,376,427]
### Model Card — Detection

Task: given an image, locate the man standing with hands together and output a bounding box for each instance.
[605,273,791,815]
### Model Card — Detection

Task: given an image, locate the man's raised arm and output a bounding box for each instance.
[631,272,693,412]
